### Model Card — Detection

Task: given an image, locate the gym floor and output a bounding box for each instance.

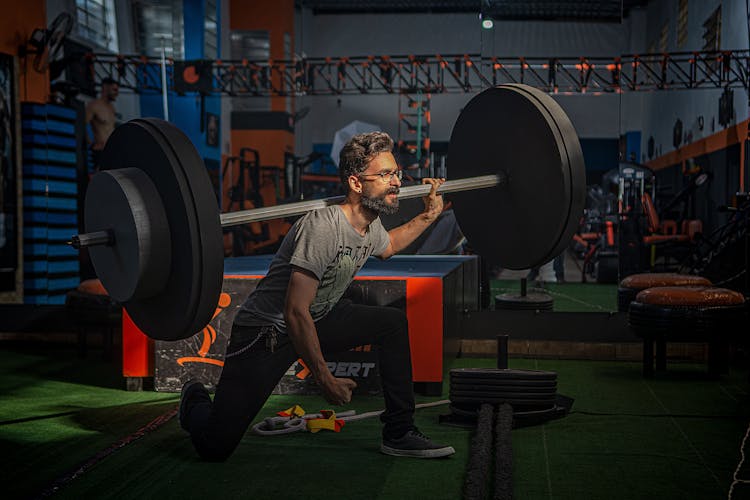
[3,340,749,499]
[493,250,620,312]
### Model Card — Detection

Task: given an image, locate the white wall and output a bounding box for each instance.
[637,0,750,161]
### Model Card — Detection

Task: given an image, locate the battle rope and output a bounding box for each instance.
[462,403,514,500]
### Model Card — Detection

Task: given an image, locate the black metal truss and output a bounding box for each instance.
[87,50,750,96]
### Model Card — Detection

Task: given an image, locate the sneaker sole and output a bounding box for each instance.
[178,380,206,432]
[380,444,456,458]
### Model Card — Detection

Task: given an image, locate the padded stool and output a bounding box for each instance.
[617,273,712,312]
[65,279,122,360]
[628,286,747,377]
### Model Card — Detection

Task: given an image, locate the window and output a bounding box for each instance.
[204,0,218,59]
[133,0,184,59]
[702,6,721,72]
[230,30,269,61]
[229,30,270,111]
[284,32,291,113]
[676,0,688,48]
[75,0,118,51]
[658,22,669,52]
[702,6,721,52]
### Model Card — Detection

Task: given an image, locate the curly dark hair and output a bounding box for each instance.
[338,131,394,191]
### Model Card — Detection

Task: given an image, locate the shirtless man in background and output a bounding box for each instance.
[85,77,119,171]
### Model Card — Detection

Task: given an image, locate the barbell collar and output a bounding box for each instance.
[69,230,114,250]
[220,174,502,228]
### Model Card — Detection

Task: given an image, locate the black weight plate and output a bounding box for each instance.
[442,403,565,429]
[450,368,557,380]
[97,119,223,341]
[509,84,586,259]
[448,84,585,270]
[451,395,555,407]
[450,389,556,401]
[494,292,554,311]
[450,382,556,393]
[85,168,171,303]
[449,377,556,388]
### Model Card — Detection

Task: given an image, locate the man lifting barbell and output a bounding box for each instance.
[179,131,456,461]
[71,83,586,462]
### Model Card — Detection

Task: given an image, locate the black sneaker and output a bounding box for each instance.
[381,429,455,458]
[178,379,210,432]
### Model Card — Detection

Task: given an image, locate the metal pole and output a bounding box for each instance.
[160,37,169,121]
[497,334,509,369]
[219,174,502,227]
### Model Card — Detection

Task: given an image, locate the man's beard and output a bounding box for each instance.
[361,187,400,215]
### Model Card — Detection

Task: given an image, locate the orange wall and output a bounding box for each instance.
[0,1,49,103]
[229,0,294,112]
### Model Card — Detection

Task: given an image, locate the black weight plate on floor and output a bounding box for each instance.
[450,368,557,380]
[97,119,223,341]
[450,390,556,401]
[449,378,556,388]
[451,395,555,408]
[450,382,556,393]
[441,403,566,429]
[511,406,564,428]
[494,292,554,311]
[448,84,585,270]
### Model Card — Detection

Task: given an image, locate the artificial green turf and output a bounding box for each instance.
[491,279,618,312]
[1,343,748,499]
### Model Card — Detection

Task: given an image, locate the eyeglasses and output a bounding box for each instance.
[359,169,403,183]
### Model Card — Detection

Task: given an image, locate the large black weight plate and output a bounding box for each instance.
[97,119,223,341]
[449,84,586,270]
[450,368,557,381]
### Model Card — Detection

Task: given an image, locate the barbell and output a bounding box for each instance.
[71,84,585,341]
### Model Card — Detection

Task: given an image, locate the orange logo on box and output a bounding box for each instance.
[177,293,231,367]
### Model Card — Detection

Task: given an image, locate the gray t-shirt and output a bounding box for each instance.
[235,205,391,332]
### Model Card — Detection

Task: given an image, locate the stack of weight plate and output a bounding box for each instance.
[442,368,570,428]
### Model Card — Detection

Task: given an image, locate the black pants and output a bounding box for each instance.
[185,300,415,461]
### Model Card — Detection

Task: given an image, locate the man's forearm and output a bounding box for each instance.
[387,212,436,254]
[285,309,333,385]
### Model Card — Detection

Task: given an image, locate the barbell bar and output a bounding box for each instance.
[219,174,505,227]
[73,174,505,248]
[71,83,585,341]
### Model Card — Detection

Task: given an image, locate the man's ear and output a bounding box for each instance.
[348,175,363,194]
